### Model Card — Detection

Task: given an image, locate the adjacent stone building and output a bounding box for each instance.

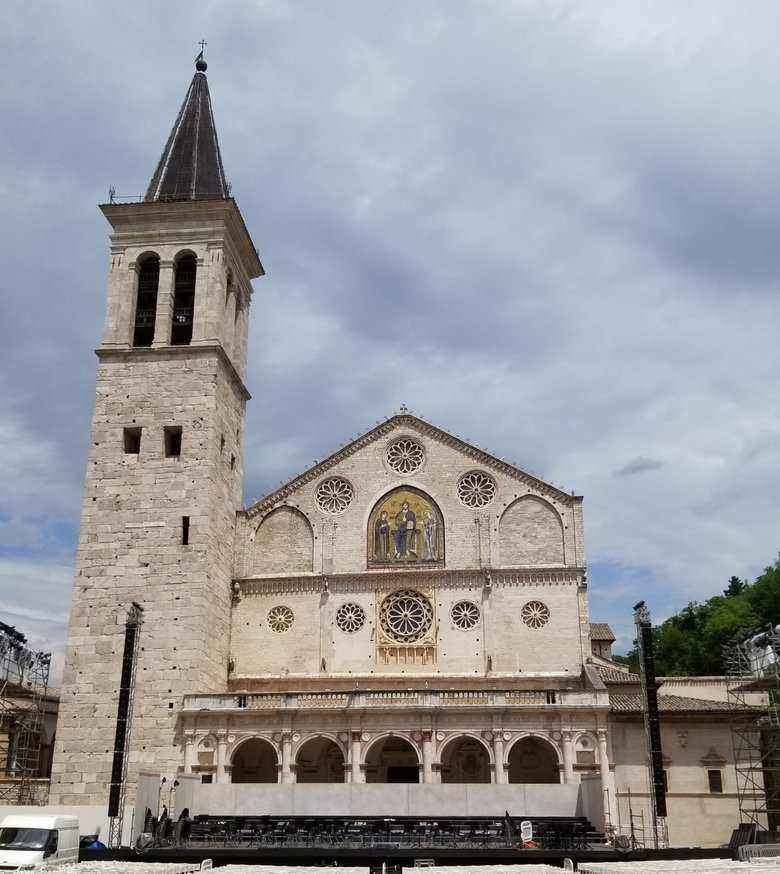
[50,56,759,847]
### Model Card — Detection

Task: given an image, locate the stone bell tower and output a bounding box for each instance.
[50,54,263,804]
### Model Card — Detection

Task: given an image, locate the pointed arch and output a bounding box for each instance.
[499,495,564,566]
[251,506,313,575]
[367,486,444,567]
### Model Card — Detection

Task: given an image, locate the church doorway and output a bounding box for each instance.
[440,735,491,783]
[507,737,560,784]
[364,736,420,783]
[295,737,345,783]
[230,738,278,783]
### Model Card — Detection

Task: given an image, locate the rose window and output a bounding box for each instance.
[335,602,366,633]
[450,600,480,630]
[457,471,497,508]
[379,589,433,642]
[315,477,354,514]
[521,600,550,629]
[267,605,294,633]
[386,438,424,474]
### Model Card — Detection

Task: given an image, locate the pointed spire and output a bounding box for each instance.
[145,50,229,203]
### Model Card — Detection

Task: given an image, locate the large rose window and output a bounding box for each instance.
[379,589,433,642]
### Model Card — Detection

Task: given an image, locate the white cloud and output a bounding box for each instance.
[0,0,778,654]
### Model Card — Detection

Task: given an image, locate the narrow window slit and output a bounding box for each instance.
[123,427,142,454]
[164,426,182,458]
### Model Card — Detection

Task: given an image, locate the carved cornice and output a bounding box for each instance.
[96,342,250,401]
[234,566,585,596]
[242,413,580,518]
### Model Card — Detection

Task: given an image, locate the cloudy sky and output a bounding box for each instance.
[2,1,779,679]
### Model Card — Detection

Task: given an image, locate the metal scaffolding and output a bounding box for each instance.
[107,602,144,849]
[0,622,51,804]
[726,624,780,832]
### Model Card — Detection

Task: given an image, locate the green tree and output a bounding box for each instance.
[613,557,778,676]
[724,575,747,597]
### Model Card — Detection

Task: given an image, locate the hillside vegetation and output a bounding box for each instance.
[618,554,780,676]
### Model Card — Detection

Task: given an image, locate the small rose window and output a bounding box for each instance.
[457,471,497,508]
[451,600,480,630]
[336,602,366,633]
[315,477,354,514]
[268,605,294,633]
[386,438,424,474]
[521,600,550,629]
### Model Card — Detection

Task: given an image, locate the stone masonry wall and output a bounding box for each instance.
[234,421,585,579]
[231,570,586,678]
[49,349,243,805]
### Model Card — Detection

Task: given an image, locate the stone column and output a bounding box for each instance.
[215,733,228,784]
[281,733,294,784]
[562,731,575,783]
[152,260,175,346]
[190,256,210,343]
[182,732,196,774]
[422,732,434,784]
[597,729,615,825]
[350,732,363,784]
[492,733,506,784]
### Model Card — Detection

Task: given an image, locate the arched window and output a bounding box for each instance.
[132,255,159,347]
[171,254,196,345]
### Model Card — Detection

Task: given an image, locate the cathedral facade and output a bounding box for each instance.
[50,58,752,848]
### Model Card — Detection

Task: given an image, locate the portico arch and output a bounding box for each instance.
[507,735,561,784]
[439,734,491,783]
[230,737,279,783]
[364,734,421,783]
[295,736,346,783]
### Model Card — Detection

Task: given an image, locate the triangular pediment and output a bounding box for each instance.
[243,411,579,517]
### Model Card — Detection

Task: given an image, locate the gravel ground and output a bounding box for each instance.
[578,860,780,872]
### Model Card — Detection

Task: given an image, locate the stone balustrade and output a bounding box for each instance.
[182,687,595,712]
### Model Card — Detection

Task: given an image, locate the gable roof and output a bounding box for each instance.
[590,622,616,642]
[243,410,580,518]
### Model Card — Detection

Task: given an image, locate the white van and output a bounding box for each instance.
[0,814,79,869]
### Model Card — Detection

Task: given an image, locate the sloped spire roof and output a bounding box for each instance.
[145,54,229,202]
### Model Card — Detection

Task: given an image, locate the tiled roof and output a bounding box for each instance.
[590,622,616,641]
[611,693,735,714]
[598,667,641,683]
[145,59,229,203]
